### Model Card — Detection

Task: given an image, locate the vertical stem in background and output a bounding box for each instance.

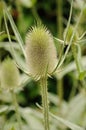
[40,76,49,130]
[56,0,63,108]
[57,78,63,107]
[31,6,41,23]
[71,44,86,90]
[56,0,63,39]
[11,90,22,130]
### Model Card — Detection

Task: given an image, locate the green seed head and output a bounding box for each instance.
[1,58,20,91]
[25,25,57,79]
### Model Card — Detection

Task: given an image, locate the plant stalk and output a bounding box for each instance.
[56,0,63,109]
[11,90,22,130]
[40,76,49,130]
[57,79,63,108]
[56,0,63,39]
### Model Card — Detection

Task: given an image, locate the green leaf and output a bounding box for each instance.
[50,113,84,130]
[4,5,27,59]
[0,106,8,115]
[20,107,43,130]
[10,127,16,130]
[3,9,29,75]
[56,56,86,79]
[66,93,86,124]
[79,71,86,80]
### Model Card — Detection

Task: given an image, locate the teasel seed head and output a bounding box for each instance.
[25,25,57,79]
[1,58,20,91]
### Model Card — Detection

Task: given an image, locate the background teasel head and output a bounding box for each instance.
[25,25,57,79]
[1,58,20,91]
[63,25,79,44]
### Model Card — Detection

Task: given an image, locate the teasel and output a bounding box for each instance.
[1,58,22,130]
[1,58,20,91]
[63,25,79,45]
[64,25,83,77]
[25,25,57,130]
[25,25,57,80]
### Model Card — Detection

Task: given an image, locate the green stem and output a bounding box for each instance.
[56,0,63,39]
[72,44,86,89]
[11,90,22,130]
[71,44,81,73]
[40,77,49,130]
[0,17,2,32]
[69,83,76,101]
[57,79,63,108]
[56,0,63,109]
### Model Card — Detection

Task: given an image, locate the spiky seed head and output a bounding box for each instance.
[63,25,79,44]
[25,25,57,79]
[1,58,20,91]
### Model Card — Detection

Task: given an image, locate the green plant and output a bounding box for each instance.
[0,0,86,130]
[0,58,22,129]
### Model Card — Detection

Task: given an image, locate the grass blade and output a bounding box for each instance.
[4,4,27,59]
[50,113,84,130]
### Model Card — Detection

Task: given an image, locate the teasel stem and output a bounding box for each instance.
[40,76,49,130]
[11,90,22,130]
